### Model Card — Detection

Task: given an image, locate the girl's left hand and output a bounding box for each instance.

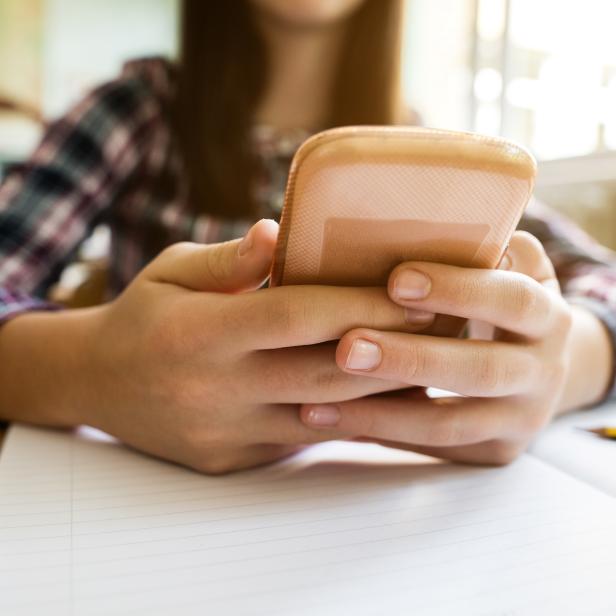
[300,231,575,465]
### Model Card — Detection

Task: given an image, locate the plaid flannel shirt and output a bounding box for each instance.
[1,58,616,400]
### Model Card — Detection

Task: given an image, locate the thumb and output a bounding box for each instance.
[144,218,279,292]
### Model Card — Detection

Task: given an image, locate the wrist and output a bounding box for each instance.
[557,304,614,414]
[0,306,106,427]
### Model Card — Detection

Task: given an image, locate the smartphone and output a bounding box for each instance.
[269,126,536,337]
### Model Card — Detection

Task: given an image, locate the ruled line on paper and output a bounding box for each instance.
[0,465,505,513]
[3,424,616,616]
[3,492,542,557]
[1,521,606,596]
[58,527,616,614]
[1,467,531,530]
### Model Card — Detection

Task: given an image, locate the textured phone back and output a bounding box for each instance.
[270,126,536,289]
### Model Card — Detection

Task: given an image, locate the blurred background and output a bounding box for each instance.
[1,0,615,248]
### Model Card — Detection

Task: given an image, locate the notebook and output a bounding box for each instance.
[2,422,616,616]
[530,402,616,497]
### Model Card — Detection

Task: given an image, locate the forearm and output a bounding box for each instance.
[0,309,99,427]
[557,305,614,414]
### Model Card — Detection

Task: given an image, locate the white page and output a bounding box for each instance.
[2,424,616,616]
[530,399,616,497]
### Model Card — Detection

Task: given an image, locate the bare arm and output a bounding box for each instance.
[0,308,97,427]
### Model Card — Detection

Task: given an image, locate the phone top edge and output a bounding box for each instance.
[289,125,537,181]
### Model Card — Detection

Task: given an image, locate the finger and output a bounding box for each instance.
[239,404,348,446]
[241,343,417,404]
[300,395,528,447]
[505,231,560,292]
[359,438,524,466]
[472,232,561,341]
[144,218,279,293]
[387,260,558,339]
[229,285,427,351]
[335,329,536,397]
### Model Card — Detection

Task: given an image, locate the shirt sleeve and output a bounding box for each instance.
[519,198,616,401]
[0,68,162,324]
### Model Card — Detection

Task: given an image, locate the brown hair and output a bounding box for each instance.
[175,0,404,220]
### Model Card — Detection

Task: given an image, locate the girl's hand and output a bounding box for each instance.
[300,231,578,465]
[83,219,419,474]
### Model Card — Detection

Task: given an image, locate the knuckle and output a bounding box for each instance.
[158,241,193,264]
[514,230,544,255]
[355,404,379,437]
[203,242,232,288]
[456,275,483,307]
[426,413,467,447]
[358,291,380,327]
[313,365,341,394]
[173,399,229,447]
[193,453,237,476]
[553,301,573,334]
[297,291,317,335]
[508,277,544,324]
[485,441,523,465]
[339,399,378,438]
[392,341,424,384]
[183,428,236,474]
[473,350,514,393]
[354,289,394,331]
[156,243,177,262]
[511,278,537,318]
[271,289,310,337]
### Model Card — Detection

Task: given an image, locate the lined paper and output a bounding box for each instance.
[2,424,616,616]
[530,399,616,497]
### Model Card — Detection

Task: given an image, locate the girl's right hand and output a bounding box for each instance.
[83,219,417,473]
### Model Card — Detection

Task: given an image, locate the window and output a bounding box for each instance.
[473,0,616,160]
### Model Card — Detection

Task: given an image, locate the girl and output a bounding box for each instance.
[0,0,614,473]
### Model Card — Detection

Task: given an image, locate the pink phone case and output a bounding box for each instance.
[270,126,536,336]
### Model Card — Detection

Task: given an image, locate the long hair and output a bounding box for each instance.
[175,0,404,219]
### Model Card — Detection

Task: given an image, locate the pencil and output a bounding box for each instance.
[578,426,616,440]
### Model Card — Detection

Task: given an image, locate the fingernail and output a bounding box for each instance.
[404,308,435,325]
[499,253,512,270]
[393,269,431,300]
[237,229,253,257]
[306,405,340,427]
[345,338,382,371]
